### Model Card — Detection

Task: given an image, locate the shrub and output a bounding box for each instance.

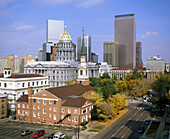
[80,121,88,126]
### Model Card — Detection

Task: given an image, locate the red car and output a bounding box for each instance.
[32,130,45,138]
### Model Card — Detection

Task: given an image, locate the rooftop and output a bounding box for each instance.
[17,95,28,102]
[62,97,88,107]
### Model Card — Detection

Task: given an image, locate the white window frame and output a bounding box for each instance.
[23,104,25,108]
[49,114,52,118]
[38,106,40,109]
[68,116,71,122]
[75,110,77,114]
[18,110,20,115]
[33,112,36,117]
[54,114,56,120]
[49,100,52,104]
[75,117,78,122]
[68,109,71,114]
[61,115,64,120]
[38,99,40,103]
[38,112,40,117]
[43,108,46,114]
[54,108,56,112]
[23,110,25,116]
[33,105,36,110]
[49,107,52,111]
[61,108,64,113]
[18,103,20,108]
[43,100,46,105]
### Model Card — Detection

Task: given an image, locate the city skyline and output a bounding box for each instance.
[0,0,170,63]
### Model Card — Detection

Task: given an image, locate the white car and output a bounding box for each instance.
[53,132,65,139]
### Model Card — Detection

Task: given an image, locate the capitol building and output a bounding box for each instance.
[25,26,99,87]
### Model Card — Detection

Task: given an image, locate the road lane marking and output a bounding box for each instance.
[121,135,124,139]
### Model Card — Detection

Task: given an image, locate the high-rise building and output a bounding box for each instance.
[146,55,164,73]
[115,14,136,68]
[77,35,91,62]
[8,55,22,73]
[91,52,98,63]
[0,57,7,73]
[136,42,143,70]
[103,41,119,67]
[46,20,64,44]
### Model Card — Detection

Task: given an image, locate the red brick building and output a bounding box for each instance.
[16,84,95,125]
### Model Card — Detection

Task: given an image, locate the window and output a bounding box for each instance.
[49,107,52,111]
[61,115,64,120]
[28,82,30,87]
[38,99,40,103]
[38,113,40,116]
[41,81,43,85]
[68,109,71,114]
[45,81,47,84]
[54,108,56,112]
[22,83,25,87]
[23,104,25,108]
[75,110,78,114]
[18,103,20,108]
[5,71,7,75]
[36,82,38,85]
[61,108,64,113]
[33,112,36,117]
[49,114,52,118]
[86,70,87,75]
[33,99,36,103]
[43,108,46,114]
[33,105,36,110]
[54,114,56,120]
[27,105,29,109]
[32,82,34,86]
[38,106,40,109]
[75,117,78,122]
[8,71,10,74]
[80,70,83,75]
[82,109,86,114]
[23,110,25,116]
[54,100,56,105]
[4,83,7,88]
[43,100,46,105]
[18,110,20,114]
[49,100,52,104]
[68,116,71,122]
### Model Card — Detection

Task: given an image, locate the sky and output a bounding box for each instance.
[0,0,170,63]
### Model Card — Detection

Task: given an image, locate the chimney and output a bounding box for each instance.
[28,87,33,98]
[3,68,11,78]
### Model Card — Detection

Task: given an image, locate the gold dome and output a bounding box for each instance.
[59,32,72,41]
[59,24,72,41]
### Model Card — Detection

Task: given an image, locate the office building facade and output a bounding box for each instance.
[77,35,91,62]
[103,41,119,67]
[115,14,136,68]
[136,42,143,70]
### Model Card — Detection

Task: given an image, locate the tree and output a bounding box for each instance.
[100,72,110,79]
[151,73,170,110]
[89,77,101,87]
[66,79,76,85]
[116,81,127,93]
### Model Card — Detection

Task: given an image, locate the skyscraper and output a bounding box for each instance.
[77,35,91,62]
[103,41,119,67]
[136,42,143,70]
[46,20,64,44]
[115,14,136,68]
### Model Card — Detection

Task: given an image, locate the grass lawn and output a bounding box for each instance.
[92,125,105,130]
[88,129,100,132]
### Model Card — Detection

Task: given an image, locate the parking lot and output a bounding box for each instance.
[0,119,75,139]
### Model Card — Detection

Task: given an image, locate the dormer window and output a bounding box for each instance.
[5,71,7,75]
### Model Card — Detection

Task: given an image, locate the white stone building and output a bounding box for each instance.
[24,61,99,87]
[99,62,113,76]
[0,68,49,115]
[146,55,164,73]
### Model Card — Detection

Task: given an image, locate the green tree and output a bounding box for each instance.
[151,73,170,110]
[100,72,110,79]
[116,81,127,93]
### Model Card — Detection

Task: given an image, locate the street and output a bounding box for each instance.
[95,102,153,139]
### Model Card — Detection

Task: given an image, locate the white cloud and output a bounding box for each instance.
[10,22,35,31]
[77,0,105,8]
[141,31,159,38]
[33,0,105,7]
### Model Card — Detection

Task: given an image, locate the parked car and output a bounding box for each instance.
[144,120,150,125]
[47,133,54,139]
[32,130,45,138]
[137,126,145,133]
[21,130,32,136]
[53,132,65,139]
